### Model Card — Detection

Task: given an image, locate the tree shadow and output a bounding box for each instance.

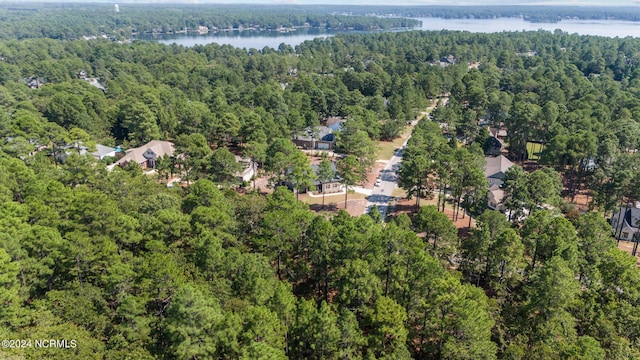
[309,203,338,212]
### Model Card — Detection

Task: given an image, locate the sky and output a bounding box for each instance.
[5,0,640,4]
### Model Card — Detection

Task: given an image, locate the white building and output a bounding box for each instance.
[235,155,255,183]
[611,205,640,241]
[90,144,117,160]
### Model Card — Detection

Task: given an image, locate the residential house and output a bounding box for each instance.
[53,143,88,164]
[26,77,43,89]
[115,140,175,169]
[311,162,342,194]
[485,126,508,156]
[235,155,256,183]
[484,155,514,187]
[486,136,504,156]
[611,205,640,241]
[440,55,457,64]
[293,126,336,150]
[52,142,117,163]
[489,126,508,140]
[432,55,457,68]
[78,70,106,93]
[326,117,345,132]
[90,144,117,160]
[487,184,506,211]
[484,155,514,210]
[85,77,106,93]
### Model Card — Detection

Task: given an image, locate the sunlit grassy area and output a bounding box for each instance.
[392,187,407,198]
[376,108,432,161]
[300,191,367,205]
[527,142,543,161]
[377,124,414,160]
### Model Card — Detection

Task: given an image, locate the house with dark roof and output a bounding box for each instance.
[292,126,336,150]
[486,136,504,157]
[611,206,640,241]
[26,77,44,89]
[440,55,457,64]
[53,143,89,164]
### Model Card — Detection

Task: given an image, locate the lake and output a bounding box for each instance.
[417,17,640,38]
[138,17,640,49]
[137,27,340,49]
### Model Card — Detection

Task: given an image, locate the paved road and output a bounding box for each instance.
[364,142,409,220]
[364,110,437,220]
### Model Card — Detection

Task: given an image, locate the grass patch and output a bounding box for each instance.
[392,187,407,198]
[377,126,413,160]
[527,142,543,161]
[300,191,367,205]
[376,115,423,160]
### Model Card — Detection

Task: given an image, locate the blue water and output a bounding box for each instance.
[138,17,640,49]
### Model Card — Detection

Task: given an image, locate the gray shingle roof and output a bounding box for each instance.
[484,155,514,179]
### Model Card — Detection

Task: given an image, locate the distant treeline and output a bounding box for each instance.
[324,5,640,23]
[4,3,640,41]
[0,3,420,40]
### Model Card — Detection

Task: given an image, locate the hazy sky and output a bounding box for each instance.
[263,0,640,4]
[8,0,640,4]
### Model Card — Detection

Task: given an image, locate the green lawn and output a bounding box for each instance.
[377,135,408,161]
[527,142,543,161]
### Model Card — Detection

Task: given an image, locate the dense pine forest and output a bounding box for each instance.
[3,4,640,359]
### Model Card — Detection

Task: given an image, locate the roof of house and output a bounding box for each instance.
[488,183,505,204]
[91,144,116,158]
[624,207,640,230]
[484,155,514,179]
[58,142,88,155]
[295,126,335,142]
[234,155,254,178]
[115,140,174,166]
[489,127,508,138]
[311,162,340,185]
[85,78,106,92]
[26,77,43,88]
[326,117,345,131]
[488,137,504,148]
[440,55,456,64]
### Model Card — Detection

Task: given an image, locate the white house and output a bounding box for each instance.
[90,144,117,160]
[235,155,256,183]
[611,206,640,241]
